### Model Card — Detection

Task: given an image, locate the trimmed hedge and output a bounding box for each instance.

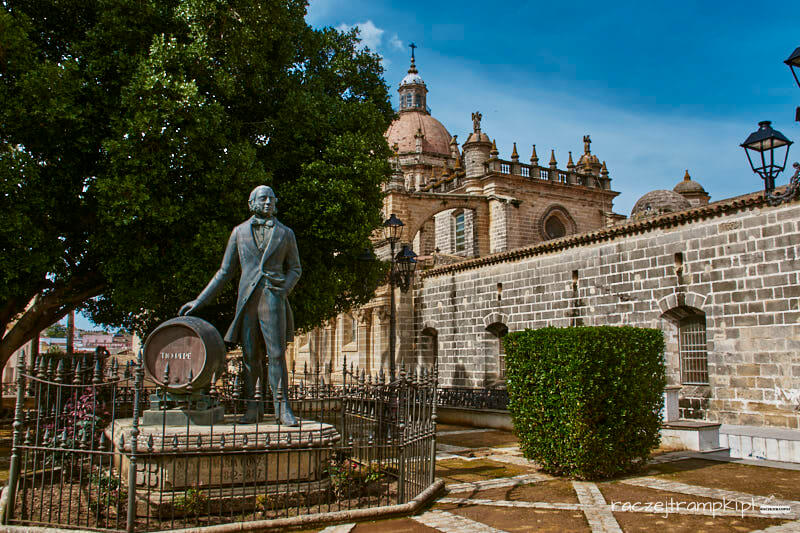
[505,326,665,479]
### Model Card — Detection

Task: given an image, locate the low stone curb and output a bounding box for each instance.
[0,480,446,533]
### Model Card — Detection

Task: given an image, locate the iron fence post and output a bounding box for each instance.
[429,361,438,485]
[4,349,27,523]
[126,349,144,533]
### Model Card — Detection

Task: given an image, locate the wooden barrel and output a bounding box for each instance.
[143,316,225,393]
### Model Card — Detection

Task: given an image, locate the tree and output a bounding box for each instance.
[0,0,393,369]
[44,322,67,338]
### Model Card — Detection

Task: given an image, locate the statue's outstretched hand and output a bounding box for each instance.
[179,300,199,316]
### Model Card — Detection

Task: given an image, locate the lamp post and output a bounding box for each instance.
[383,214,418,380]
[740,47,800,206]
[741,120,795,204]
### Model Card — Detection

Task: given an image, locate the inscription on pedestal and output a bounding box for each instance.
[134,451,328,490]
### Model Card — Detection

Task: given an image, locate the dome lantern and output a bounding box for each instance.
[398,43,428,113]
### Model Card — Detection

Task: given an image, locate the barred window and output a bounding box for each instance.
[500,163,511,174]
[521,166,530,178]
[680,315,708,385]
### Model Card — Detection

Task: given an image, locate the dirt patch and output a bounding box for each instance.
[644,459,800,501]
[437,430,518,449]
[446,503,589,532]
[436,458,533,483]
[613,511,789,532]
[351,517,439,532]
[448,479,579,504]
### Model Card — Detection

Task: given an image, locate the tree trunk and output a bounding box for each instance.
[0,278,105,370]
[66,310,75,355]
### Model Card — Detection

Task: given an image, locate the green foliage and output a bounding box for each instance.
[505,326,666,480]
[328,454,384,498]
[0,0,392,362]
[44,323,67,337]
[171,488,208,515]
[88,469,126,516]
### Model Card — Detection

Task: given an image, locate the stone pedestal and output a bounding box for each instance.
[107,416,340,512]
[142,406,225,426]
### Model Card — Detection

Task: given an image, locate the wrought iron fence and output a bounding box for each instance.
[437,387,509,411]
[2,351,438,532]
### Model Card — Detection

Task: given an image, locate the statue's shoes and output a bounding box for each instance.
[237,411,261,424]
[279,413,299,427]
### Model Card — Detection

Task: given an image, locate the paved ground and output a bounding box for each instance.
[307,425,800,533]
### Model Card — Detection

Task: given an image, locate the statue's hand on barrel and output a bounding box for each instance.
[179,300,199,316]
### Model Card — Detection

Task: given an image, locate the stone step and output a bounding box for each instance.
[660,420,721,451]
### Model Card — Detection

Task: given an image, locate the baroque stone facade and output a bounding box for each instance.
[289,53,800,431]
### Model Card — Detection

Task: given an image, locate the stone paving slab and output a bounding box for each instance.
[622,476,800,517]
[412,510,508,532]
[439,496,582,511]
[446,473,553,493]
[573,481,623,533]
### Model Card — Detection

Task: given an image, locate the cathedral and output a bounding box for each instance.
[289,53,800,450]
[289,52,624,377]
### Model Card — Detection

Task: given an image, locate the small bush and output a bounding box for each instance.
[505,326,665,479]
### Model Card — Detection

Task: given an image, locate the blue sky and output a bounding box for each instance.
[308,0,800,215]
[76,1,799,331]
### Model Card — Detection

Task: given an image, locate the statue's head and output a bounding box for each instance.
[249,185,277,218]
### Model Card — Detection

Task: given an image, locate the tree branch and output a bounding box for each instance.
[0,275,106,369]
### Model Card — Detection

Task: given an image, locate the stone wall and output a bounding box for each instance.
[415,194,800,429]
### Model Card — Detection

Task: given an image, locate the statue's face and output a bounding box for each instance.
[250,187,276,218]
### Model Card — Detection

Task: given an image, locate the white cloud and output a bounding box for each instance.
[336,20,384,52]
[389,34,404,51]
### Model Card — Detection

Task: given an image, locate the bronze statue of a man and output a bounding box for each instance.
[180,185,301,425]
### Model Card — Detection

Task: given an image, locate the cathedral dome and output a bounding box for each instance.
[631,189,692,219]
[385,111,453,156]
[673,170,707,195]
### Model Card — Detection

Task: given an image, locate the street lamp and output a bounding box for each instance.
[382,214,417,380]
[786,46,800,122]
[741,121,799,205]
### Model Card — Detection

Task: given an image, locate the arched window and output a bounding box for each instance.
[539,206,576,241]
[486,322,509,380]
[420,327,438,368]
